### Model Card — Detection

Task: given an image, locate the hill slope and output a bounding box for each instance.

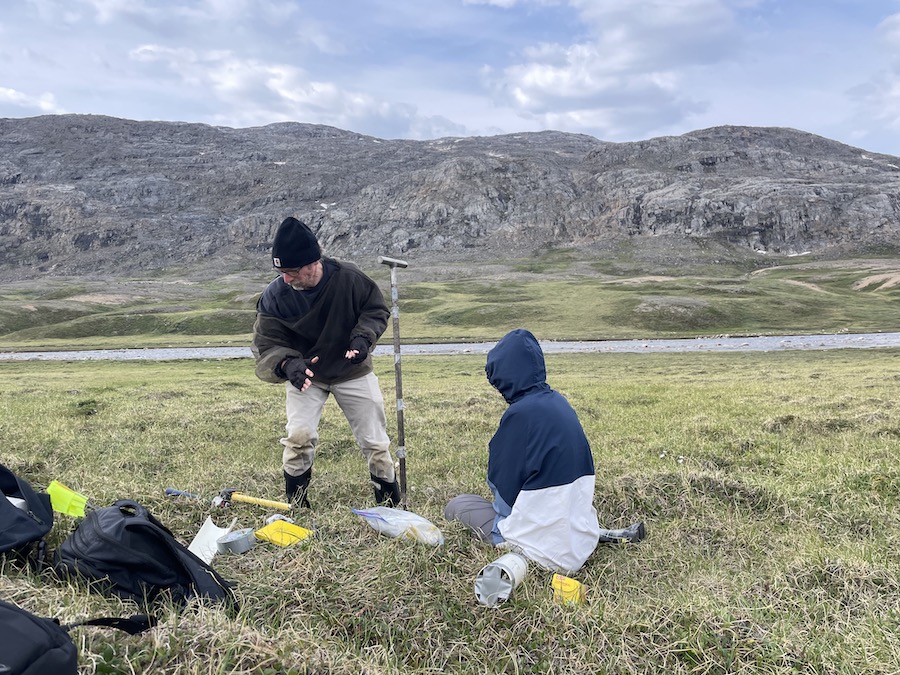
[0,115,898,279]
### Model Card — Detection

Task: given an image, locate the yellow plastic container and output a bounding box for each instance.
[551,574,586,605]
[47,481,89,517]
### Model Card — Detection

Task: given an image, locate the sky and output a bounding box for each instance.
[1,0,899,156]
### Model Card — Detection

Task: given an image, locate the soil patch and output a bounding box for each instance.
[781,279,829,293]
[67,294,137,305]
[853,274,900,291]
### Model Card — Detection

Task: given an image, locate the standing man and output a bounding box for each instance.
[252,216,400,508]
[444,328,644,573]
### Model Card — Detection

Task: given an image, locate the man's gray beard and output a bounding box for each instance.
[288,281,309,291]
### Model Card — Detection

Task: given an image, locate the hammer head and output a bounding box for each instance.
[212,487,237,508]
[378,255,408,268]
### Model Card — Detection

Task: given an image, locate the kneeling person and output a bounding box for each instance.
[445,328,644,574]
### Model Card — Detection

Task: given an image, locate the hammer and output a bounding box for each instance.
[212,488,291,511]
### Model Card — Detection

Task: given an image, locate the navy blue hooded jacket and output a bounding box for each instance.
[484,329,601,572]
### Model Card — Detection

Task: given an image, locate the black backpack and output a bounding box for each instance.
[0,464,54,568]
[0,598,154,675]
[53,499,237,607]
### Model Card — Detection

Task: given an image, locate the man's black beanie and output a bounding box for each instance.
[272,217,321,269]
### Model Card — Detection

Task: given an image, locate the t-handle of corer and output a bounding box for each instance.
[378,256,408,268]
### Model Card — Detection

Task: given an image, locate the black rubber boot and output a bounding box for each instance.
[371,473,401,506]
[597,521,646,544]
[284,468,312,508]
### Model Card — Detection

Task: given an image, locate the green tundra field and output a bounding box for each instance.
[3,347,900,674]
[0,253,898,351]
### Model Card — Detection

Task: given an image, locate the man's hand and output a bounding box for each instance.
[281,356,318,391]
[345,336,370,364]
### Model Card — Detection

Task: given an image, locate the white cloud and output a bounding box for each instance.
[24,0,81,22]
[0,87,64,113]
[463,0,522,6]
[80,0,149,23]
[1,0,898,154]
[129,44,448,137]
[879,12,900,43]
[842,12,900,145]
[482,0,738,139]
[570,0,738,65]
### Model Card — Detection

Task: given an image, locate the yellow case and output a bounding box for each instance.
[551,573,586,605]
[254,520,313,547]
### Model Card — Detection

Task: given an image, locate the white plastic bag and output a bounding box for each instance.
[352,506,444,546]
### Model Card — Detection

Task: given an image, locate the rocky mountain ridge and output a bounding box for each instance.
[0,114,898,280]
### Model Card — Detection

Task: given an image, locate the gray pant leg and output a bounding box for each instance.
[444,494,496,543]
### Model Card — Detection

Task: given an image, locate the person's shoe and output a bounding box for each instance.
[371,473,401,506]
[597,521,646,544]
[284,468,312,508]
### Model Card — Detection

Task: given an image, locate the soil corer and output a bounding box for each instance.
[378,255,409,508]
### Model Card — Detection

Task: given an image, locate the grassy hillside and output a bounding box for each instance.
[0,253,898,351]
[2,349,900,673]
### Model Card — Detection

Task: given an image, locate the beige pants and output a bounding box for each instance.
[281,372,395,481]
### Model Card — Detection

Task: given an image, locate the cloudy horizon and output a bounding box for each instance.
[1,0,899,156]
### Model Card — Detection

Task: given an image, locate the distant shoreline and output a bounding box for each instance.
[1,332,899,361]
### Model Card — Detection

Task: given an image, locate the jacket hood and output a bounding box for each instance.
[485,329,548,403]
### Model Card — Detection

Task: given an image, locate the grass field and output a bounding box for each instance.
[3,348,900,673]
[0,254,898,351]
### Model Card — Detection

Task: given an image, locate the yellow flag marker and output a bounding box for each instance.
[47,480,89,517]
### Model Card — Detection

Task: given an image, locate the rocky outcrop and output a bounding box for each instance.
[572,126,900,254]
[0,115,897,278]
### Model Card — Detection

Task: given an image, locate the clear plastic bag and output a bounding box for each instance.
[352,506,444,546]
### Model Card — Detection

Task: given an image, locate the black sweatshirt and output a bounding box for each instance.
[251,258,389,385]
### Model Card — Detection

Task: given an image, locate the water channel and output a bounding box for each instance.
[1,332,898,361]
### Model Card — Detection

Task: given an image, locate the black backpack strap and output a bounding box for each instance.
[61,613,156,635]
[114,498,179,538]
[30,538,47,572]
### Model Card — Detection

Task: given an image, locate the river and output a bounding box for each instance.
[0,332,898,361]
